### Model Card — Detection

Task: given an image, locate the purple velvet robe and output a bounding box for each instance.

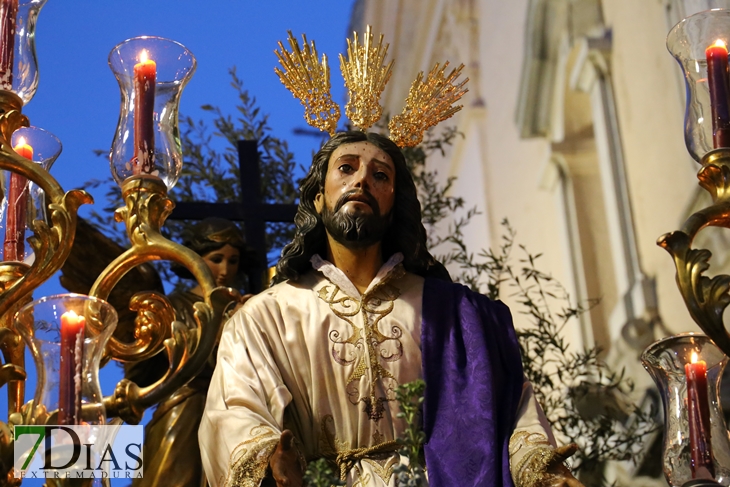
[422,278,524,487]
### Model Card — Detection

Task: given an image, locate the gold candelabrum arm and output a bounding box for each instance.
[88,175,239,424]
[0,90,237,479]
[0,91,92,318]
[658,148,730,356]
[0,91,91,418]
[0,90,91,486]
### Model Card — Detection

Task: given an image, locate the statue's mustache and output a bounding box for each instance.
[333,189,380,215]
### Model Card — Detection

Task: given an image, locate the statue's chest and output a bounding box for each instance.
[311,281,421,422]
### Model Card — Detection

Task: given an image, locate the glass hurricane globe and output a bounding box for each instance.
[107,36,196,189]
[0,125,61,263]
[0,0,48,104]
[667,9,730,161]
[642,333,730,486]
[15,293,118,426]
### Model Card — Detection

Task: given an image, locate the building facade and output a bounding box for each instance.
[352,0,730,484]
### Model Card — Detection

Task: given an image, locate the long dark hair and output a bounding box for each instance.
[274,131,450,283]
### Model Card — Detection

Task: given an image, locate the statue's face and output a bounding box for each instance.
[201,243,240,287]
[314,141,396,248]
[315,141,395,217]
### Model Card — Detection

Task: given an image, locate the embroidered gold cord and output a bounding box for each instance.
[321,440,401,481]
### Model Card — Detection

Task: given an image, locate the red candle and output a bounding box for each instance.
[133,49,156,175]
[706,39,730,148]
[3,136,32,262]
[685,351,715,479]
[58,310,85,425]
[0,0,18,90]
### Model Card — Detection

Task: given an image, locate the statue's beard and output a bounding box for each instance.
[320,190,391,249]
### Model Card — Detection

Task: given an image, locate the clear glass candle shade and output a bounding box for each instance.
[0,126,61,263]
[0,0,48,103]
[667,9,730,161]
[15,294,118,425]
[108,36,196,189]
[642,333,730,486]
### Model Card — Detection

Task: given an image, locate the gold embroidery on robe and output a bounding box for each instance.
[509,431,551,456]
[510,432,578,487]
[225,424,279,487]
[352,470,373,487]
[318,268,405,422]
[362,455,398,483]
[372,430,385,445]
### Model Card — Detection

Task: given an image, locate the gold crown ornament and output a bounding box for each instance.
[274,25,469,147]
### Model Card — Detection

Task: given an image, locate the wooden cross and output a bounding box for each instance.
[167,140,297,293]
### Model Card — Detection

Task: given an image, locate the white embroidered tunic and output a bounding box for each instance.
[199,254,555,487]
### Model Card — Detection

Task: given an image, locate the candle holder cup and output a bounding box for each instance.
[14,294,117,426]
[0,126,61,264]
[108,36,196,189]
[0,0,48,104]
[13,126,62,223]
[667,9,730,161]
[642,333,730,486]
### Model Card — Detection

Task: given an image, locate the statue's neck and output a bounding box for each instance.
[324,234,383,294]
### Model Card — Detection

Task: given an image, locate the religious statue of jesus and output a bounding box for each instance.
[198,130,585,487]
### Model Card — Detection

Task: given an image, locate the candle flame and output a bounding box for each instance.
[16,136,25,146]
[715,39,727,49]
[691,351,699,364]
[139,49,149,63]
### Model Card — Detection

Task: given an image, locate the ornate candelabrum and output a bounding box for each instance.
[643,8,730,487]
[0,10,238,484]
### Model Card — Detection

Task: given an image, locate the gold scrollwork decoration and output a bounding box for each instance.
[0,422,20,487]
[0,293,27,415]
[698,163,730,201]
[0,91,91,434]
[0,91,27,141]
[113,175,175,246]
[104,378,143,426]
[658,148,730,356]
[0,93,92,317]
[97,291,176,364]
[0,187,92,321]
[0,364,24,388]
[0,324,25,416]
[102,287,235,425]
[90,175,238,424]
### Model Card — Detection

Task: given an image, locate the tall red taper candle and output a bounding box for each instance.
[706,39,730,148]
[58,310,84,425]
[0,0,18,90]
[133,49,156,175]
[686,351,715,479]
[3,137,32,261]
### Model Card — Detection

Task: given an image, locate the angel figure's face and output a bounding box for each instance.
[201,244,240,287]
